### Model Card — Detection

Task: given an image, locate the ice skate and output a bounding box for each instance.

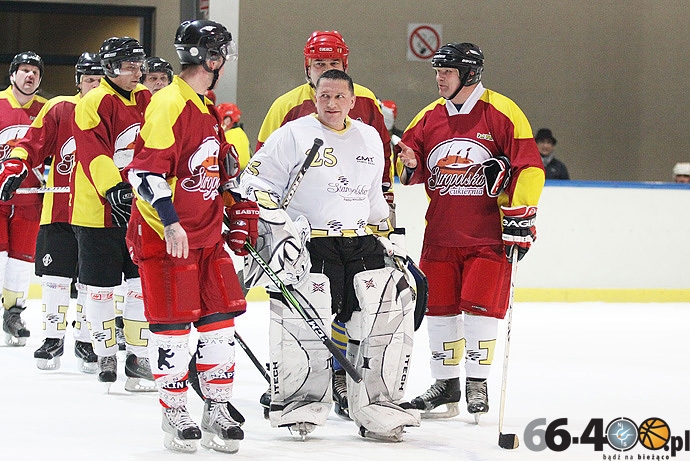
[34,337,64,370]
[74,340,98,374]
[359,424,405,443]
[288,422,316,441]
[201,399,244,453]
[466,378,489,423]
[98,355,117,391]
[3,306,30,346]
[260,388,271,419]
[124,353,156,392]
[410,378,461,419]
[332,369,350,420]
[162,406,202,453]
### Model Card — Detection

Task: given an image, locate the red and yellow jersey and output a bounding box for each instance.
[126,76,229,249]
[225,125,251,170]
[71,78,150,228]
[0,86,47,207]
[400,83,545,247]
[12,94,80,224]
[256,82,394,190]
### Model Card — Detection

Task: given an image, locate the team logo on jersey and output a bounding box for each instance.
[180,136,221,201]
[0,124,30,160]
[113,123,140,170]
[326,175,369,202]
[55,137,75,176]
[426,138,492,196]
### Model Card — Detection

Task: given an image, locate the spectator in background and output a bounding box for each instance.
[535,128,569,180]
[672,162,690,183]
[217,102,251,169]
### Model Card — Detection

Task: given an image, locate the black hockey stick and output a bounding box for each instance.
[235,331,270,383]
[280,138,323,208]
[498,248,520,449]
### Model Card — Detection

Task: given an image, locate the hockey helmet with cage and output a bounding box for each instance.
[141,56,173,83]
[174,20,236,67]
[9,51,44,77]
[432,42,484,87]
[303,31,349,71]
[75,52,104,87]
[217,102,241,126]
[99,37,147,78]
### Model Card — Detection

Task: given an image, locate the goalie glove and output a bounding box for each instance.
[501,205,537,262]
[482,156,511,197]
[226,200,260,256]
[105,182,134,227]
[0,158,29,201]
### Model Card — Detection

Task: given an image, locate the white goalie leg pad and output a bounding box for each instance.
[73,283,91,343]
[427,314,464,379]
[84,285,117,357]
[346,267,420,436]
[463,314,498,379]
[196,326,236,402]
[122,277,150,357]
[40,275,71,338]
[268,272,331,428]
[149,332,192,408]
[244,208,311,291]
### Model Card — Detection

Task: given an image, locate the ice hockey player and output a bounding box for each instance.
[0,51,47,346]
[0,52,105,371]
[241,69,420,442]
[71,36,154,390]
[255,29,395,421]
[141,56,173,94]
[125,19,250,453]
[397,42,544,422]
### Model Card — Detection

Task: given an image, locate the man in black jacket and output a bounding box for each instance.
[535,128,570,179]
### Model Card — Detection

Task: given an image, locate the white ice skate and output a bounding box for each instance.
[162,406,202,453]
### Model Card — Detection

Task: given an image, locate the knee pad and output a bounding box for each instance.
[345,267,419,434]
[268,272,331,428]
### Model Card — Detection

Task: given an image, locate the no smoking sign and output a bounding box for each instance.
[407,23,442,61]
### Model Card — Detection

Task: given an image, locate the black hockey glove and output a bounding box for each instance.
[105,182,134,227]
[482,156,511,197]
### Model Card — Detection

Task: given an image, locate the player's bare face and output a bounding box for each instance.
[315,78,355,130]
[435,68,461,99]
[112,60,145,91]
[79,75,103,95]
[308,59,344,83]
[12,64,41,94]
[143,72,170,94]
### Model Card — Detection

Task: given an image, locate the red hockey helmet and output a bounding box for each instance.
[381,100,397,119]
[303,31,349,71]
[217,102,241,125]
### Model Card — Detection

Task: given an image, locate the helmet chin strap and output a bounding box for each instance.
[203,57,225,91]
[10,75,41,97]
[444,68,470,101]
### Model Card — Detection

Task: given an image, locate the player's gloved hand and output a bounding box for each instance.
[501,205,537,262]
[105,182,134,227]
[226,200,260,256]
[0,158,29,201]
[383,189,395,206]
[482,156,511,197]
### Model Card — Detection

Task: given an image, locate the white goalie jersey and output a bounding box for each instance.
[240,114,389,236]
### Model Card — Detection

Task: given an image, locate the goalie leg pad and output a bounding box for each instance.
[268,273,331,428]
[345,267,420,436]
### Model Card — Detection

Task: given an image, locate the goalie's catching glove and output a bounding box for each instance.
[0,158,29,201]
[501,205,537,262]
[226,200,260,256]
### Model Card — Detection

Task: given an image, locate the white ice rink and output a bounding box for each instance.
[2,299,689,461]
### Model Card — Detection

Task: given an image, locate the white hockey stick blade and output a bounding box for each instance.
[15,186,70,194]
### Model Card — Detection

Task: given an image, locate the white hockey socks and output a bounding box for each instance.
[84,285,117,357]
[426,314,464,380]
[122,277,149,358]
[196,325,236,403]
[40,275,71,338]
[2,257,32,309]
[346,267,420,438]
[149,332,191,409]
[73,283,91,343]
[463,314,498,380]
[268,273,332,429]
[0,250,8,294]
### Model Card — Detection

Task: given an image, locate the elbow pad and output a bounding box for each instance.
[131,171,172,206]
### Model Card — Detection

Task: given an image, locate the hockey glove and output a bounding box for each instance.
[226,200,260,256]
[105,182,134,227]
[483,156,511,197]
[501,205,537,262]
[0,158,29,201]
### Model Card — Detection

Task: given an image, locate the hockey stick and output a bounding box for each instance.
[498,248,520,449]
[280,138,323,208]
[235,331,270,383]
[15,186,69,194]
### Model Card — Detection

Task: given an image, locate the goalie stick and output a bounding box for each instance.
[498,248,520,449]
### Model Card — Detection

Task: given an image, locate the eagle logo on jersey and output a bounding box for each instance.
[0,124,30,160]
[113,123,140,170]
[55,137,75,176]
[427,138,492,196]
[180,136,221,201]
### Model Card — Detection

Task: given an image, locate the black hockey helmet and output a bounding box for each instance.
[174,19,236,67]
[432,42,484,87]
[99,36,147,78]
[75,52,104,87]
[9,51,44,77]
[141,56,174,83]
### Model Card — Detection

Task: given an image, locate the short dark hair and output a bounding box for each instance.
[315,69,354,93]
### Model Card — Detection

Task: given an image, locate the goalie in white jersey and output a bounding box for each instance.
[240,69,420,441]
